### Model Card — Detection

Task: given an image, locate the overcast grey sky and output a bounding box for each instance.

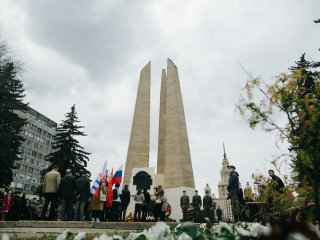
[1,0,319,195]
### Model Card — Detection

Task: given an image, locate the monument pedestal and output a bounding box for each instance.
[126,167,163,219]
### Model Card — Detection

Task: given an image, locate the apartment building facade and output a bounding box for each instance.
[10,106,57,194]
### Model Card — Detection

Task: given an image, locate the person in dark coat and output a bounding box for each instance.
[142,188,150,221]
[268,170,285,193]
[192,190,202,223]
[59,169,76,221]
[7,191,22,221]
[227,165,240,222]
[120,185,130,221]
[203,190,213,222]
[216,206,223,222]
[180,190,190,221]
[74,173,91,221]
[20,193,27,220]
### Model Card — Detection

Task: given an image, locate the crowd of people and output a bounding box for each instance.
[1,163,284,222]
[0,190,42,221]
[0,164,172,222]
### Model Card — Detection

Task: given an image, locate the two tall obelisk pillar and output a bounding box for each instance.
[124,59,195,190]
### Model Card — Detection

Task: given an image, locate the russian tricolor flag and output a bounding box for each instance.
[112,164,123,184]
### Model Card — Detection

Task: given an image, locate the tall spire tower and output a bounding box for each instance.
[157,69,167,174]
[214,143,234,221]
[123,62,151,187]
[162,59,195,188]
[218,143,230,198]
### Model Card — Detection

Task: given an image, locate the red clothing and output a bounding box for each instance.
[1,193,12,212]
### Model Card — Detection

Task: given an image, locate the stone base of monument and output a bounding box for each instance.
[165,187,195,221]
[125,168,194,222]
[126,167,164,220]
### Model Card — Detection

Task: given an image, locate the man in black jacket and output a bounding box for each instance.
[142,188,150,221]
[268,170,285,193]
[227,165,240,222]
[59,169,76,221]
[74,173,91,221]
[120,185,130,221]
[192,190,202,223]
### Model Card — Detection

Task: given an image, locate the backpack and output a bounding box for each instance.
[113,188,118,200]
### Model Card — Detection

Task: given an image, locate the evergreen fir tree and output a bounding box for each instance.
[0,42,28,187]
[289,53,319,95]
[45,105,91,177]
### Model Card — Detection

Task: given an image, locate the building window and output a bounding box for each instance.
[38,153,43,159]
[20,165,27,171]
[40,137,44,143]
[26,123,31,129]
[19,174,25,180]
[34,169,39,175]
[34,143,39,148]
[31,186,36,191]
[29,132,34,139]
[45,140,50,146]
[47,133,52,139]
[24,184,30,190]
[25,148,31,155]
[26,175,31,181]
[30,158,36,164]
[15,163,21,168]
[32,151,37,157]
[24,130,29,136]
[31,124,36,131]
[37,128,42,134]
[28,167,34,174]
[39,145,44,150]
[32,178,37,184]
[27,140,32,146]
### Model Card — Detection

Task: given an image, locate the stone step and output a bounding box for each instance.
[0,221,178,230]
[0,227,135,238]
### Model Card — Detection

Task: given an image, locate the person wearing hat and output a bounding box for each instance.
[227,165,240,221]
[180,190,189,221]
[192,190,202,223]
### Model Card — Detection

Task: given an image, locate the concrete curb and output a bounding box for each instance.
[0,221,179,230]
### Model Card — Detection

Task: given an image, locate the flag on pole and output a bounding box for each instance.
[106,168,114,207]
[91,177,100,196]
[112,164,123,184]
[99,160,108,184]
[91,159,107,195]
